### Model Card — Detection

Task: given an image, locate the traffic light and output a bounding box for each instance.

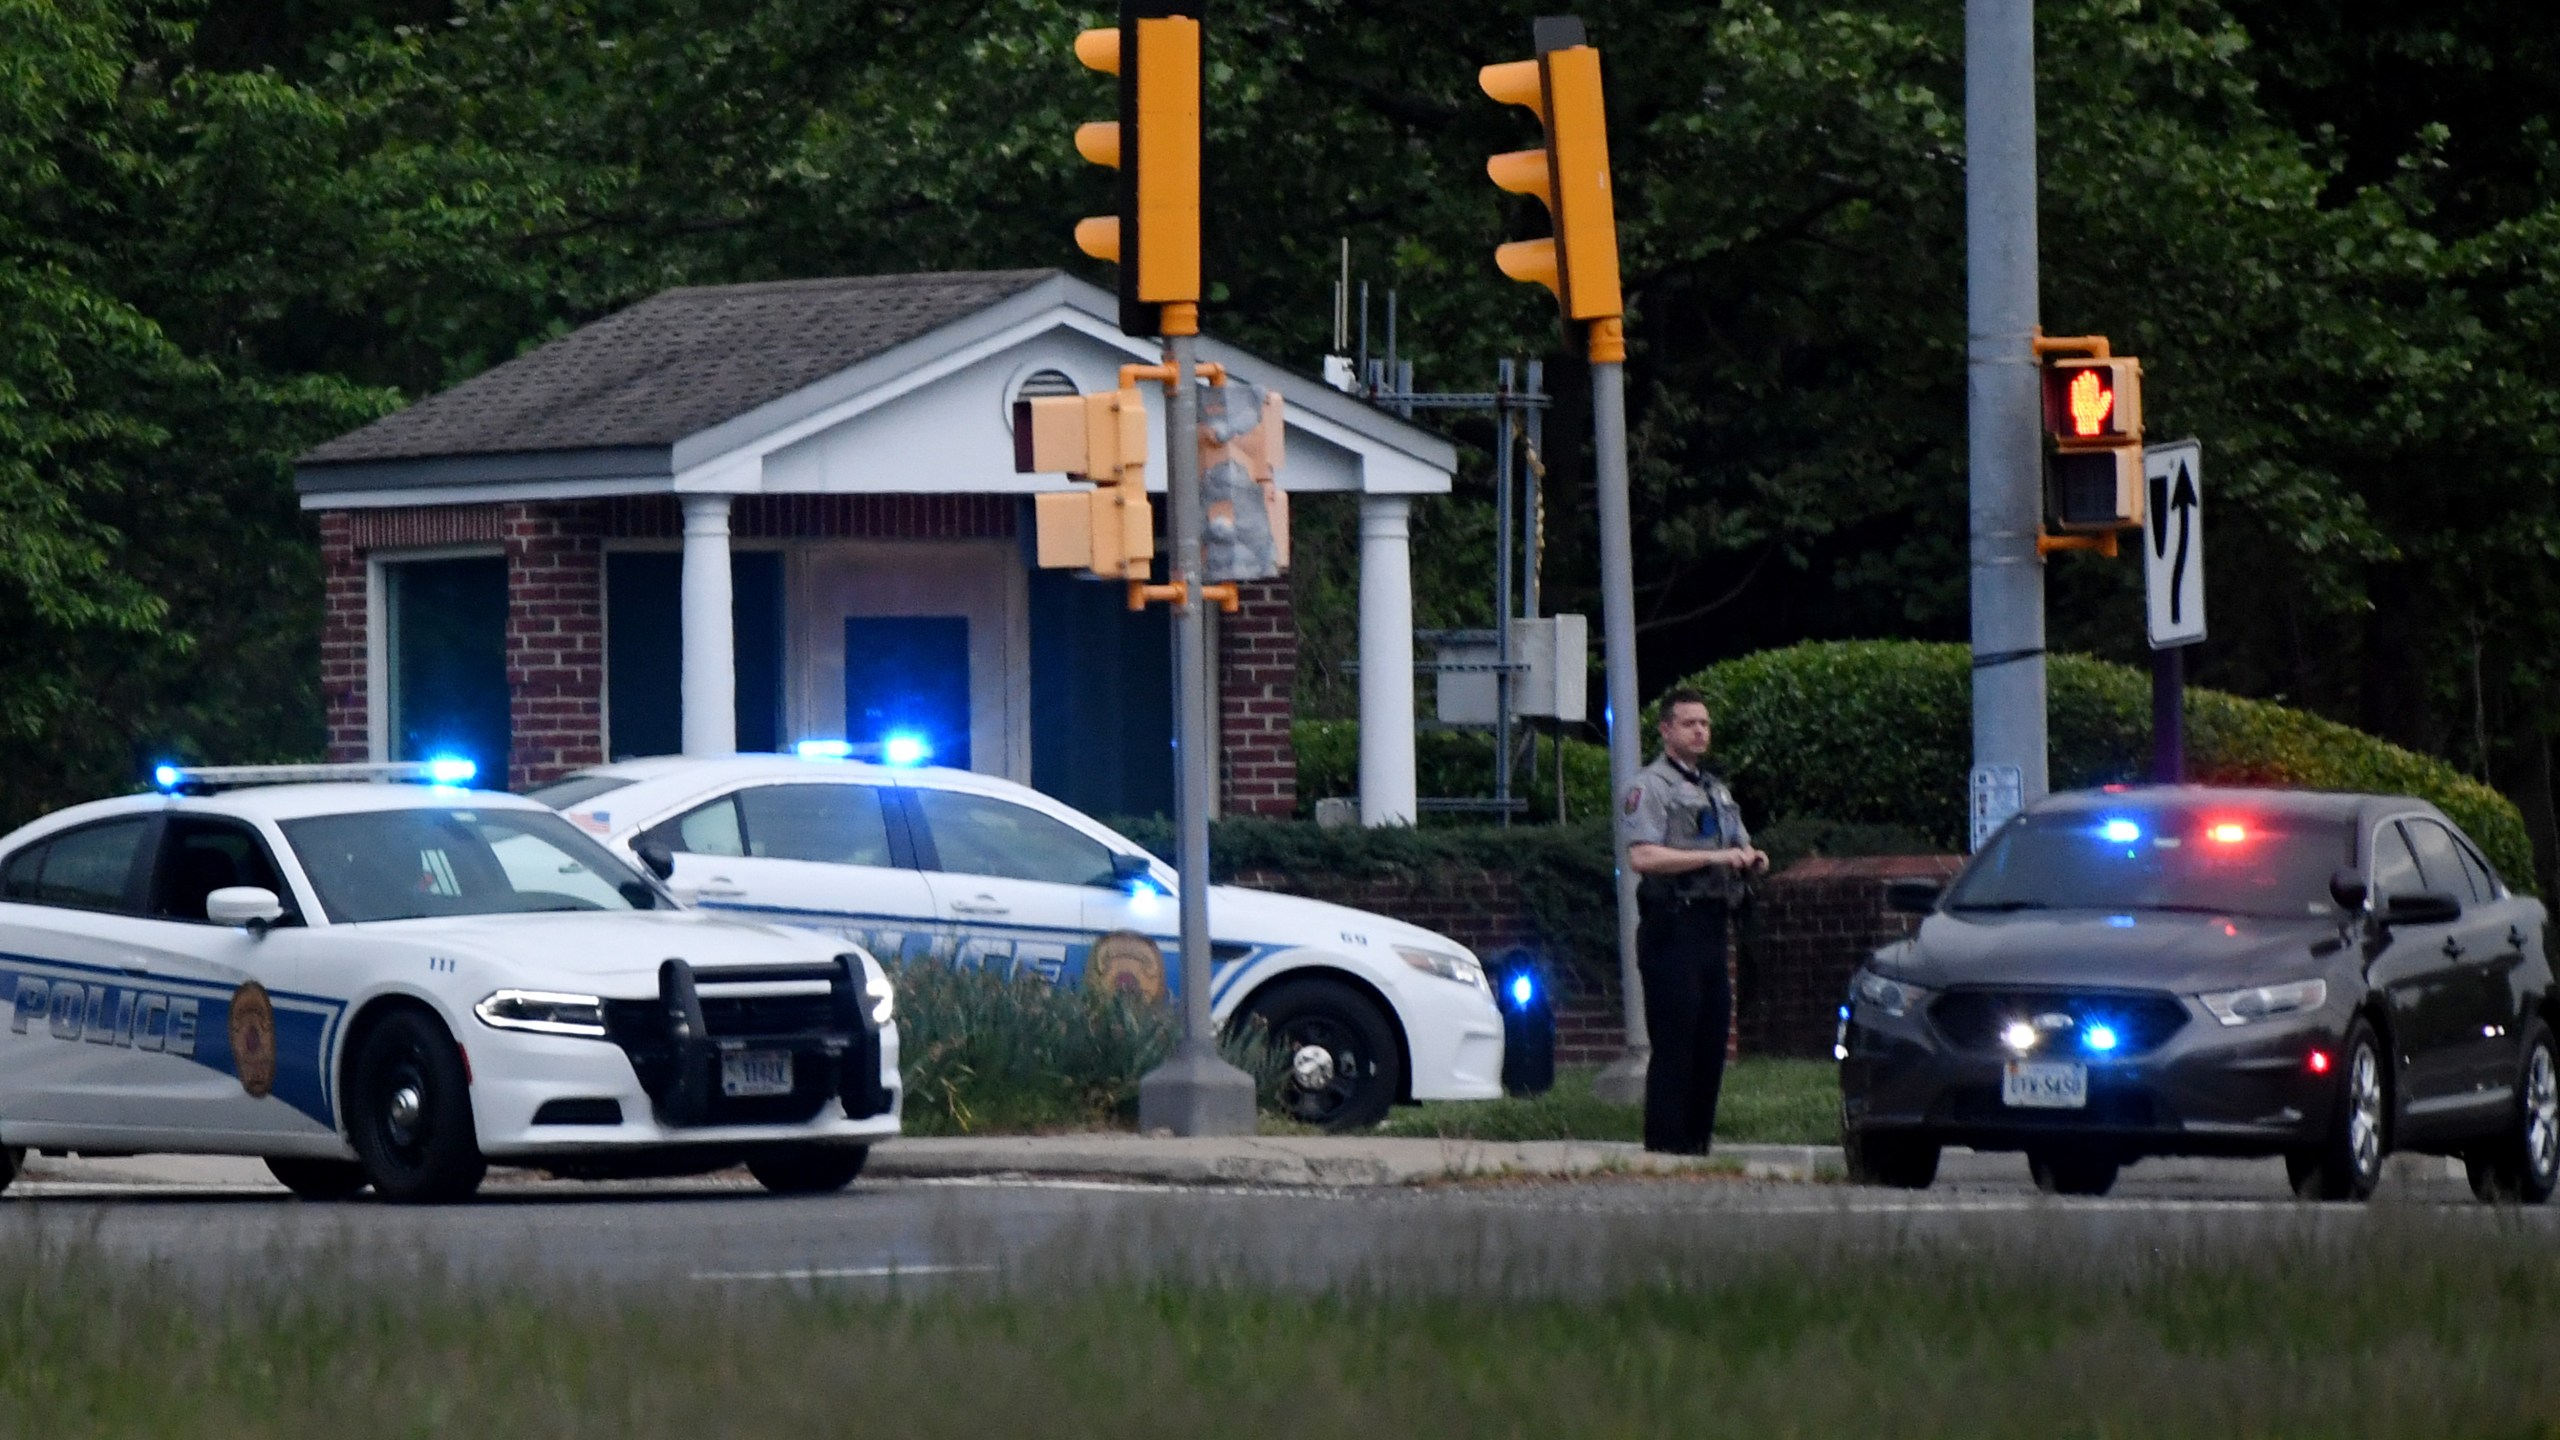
[1200,379,1288,584]
[1072,1,1202,338]
[2041,354,2144,532]
[1015,383,1154,579]
[1479,16,1622,323]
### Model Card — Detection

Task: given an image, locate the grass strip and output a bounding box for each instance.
[5,1211,2558,1437]
[1376,1060,1836,1144]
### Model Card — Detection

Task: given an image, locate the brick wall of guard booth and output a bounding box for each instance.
[1229,852,1966,1064]
[318,494,1295,806]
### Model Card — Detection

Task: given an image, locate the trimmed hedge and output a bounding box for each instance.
[1675,641,2536,890]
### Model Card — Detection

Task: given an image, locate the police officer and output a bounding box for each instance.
[1622,688,1767,1154]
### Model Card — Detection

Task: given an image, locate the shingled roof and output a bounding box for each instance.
[299,270,1059,466]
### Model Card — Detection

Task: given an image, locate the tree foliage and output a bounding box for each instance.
[0,0,2556,872]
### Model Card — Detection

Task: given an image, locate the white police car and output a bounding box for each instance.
[532,752,1508,1129]
[0,763,898,1203]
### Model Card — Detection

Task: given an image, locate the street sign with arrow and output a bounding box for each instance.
[2143,439,2204,648]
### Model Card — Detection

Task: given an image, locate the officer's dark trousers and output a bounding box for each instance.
[1638,899,1730,1155]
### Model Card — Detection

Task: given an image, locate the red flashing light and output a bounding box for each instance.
[2307,1050,2332,1075]
[2207,822,2248,844]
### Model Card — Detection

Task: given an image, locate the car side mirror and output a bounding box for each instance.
[636,841,677,882]
[2329,867,2368,913]
[2381,890,2463,927]
[206,886,285,932]
[1884,878,1942,916]
[1109,852,1158,890]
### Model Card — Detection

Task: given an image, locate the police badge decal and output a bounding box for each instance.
[228,982,278,1098]
[1085,930,1169,1004]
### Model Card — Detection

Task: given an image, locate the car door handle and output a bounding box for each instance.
[119,959,153,976]
[2509,926,2529,950]
[695,878,747,899]
[2442,937,2466,959]
[949,898,1010,917]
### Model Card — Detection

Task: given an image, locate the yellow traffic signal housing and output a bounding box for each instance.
[1480,17,1622,322]
[1014,386,1155,579]
[1072,3,1202,337]
[1200,382,1288,583]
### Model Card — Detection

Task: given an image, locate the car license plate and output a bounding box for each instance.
[721,1049,794,1098]
[2002,1060,2088,1109]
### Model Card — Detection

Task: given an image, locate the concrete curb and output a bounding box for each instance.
[866,1136,1839,1187]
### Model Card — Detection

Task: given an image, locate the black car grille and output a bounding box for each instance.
[1928,988,2189,1058]
[601,974,885,1128]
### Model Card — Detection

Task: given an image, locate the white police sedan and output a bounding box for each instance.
[533,753,1507,1129]
[0,764,898,1203]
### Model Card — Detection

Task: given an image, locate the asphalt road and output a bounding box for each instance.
[7,1152,2548,1296]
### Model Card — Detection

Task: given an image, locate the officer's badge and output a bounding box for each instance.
[1623,786,1643,816]
[1085,930,1168,1004]
[228,982,277,1098]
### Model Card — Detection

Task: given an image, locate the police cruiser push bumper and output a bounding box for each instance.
[607,956,894,1128]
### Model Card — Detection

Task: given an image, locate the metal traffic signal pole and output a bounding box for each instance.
[1586,318,1649,1099]
[1966,0,2051,841]
[1141,307,1256,1136]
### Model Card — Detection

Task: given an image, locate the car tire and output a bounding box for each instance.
[2289,1017,2387,1202]
[265,1156,370,1201]
[2463,1019,2560,1206]
[347,1009,486,1204]
[746,1145,871,1195]
[0,1146,20,1194]
[2027,1146,2120,1197]
[1842,1124,1940,1190]
[1238,977,1403,1131]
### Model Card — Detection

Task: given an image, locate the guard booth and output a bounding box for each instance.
[297,270,1456,821]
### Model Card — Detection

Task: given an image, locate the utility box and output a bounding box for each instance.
[1432,615,1589,725]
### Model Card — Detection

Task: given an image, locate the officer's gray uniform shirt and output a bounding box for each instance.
[1621,754,1751,905]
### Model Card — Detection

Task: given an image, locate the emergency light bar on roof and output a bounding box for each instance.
[151,758,478,793]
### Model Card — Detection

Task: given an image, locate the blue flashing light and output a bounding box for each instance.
[1125,883,1161,918]
[881,732,931,768]
[1509,973,1537,1010]
[795,739,855,760]
[2106,914,2136,929]
[152,764,182,791]
[423,755,477,786]
[2084,1023,2120,1053]
[2098,819,2142,844]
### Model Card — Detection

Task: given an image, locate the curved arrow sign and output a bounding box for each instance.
[2142,440,2205,648]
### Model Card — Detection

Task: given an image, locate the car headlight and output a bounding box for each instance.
[1851,969,1933,1020]
[2197,978,2327,1027]
[474,989,609,1038]
[1395,945,1488,992]
[864,967,895,1026]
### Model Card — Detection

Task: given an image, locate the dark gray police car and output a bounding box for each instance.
[1838,788,2557,1202]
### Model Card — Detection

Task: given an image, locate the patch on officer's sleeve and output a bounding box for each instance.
[1623,786,1644,816]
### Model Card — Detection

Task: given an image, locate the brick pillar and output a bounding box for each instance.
[1217,578,1297,815]
[319,512,370,763]
[503,501,607,791]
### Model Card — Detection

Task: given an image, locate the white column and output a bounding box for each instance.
[679,494,736,756]
[1358,494,1418,826]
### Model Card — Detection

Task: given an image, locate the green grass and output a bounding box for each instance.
[10,1213,2560,1437]
[1376,1060,1837,1145]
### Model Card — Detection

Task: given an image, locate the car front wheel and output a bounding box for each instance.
[266,1156,370,1201]
[2465,1019,2559,1205]
[347,1009,486,1204]
[2289,1018,2387,1202]
[1842,1121,1940,1190]
[746,1145,870,1194]
[1238,978,1403,1131]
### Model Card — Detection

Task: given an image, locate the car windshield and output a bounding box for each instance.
[1945,807,2354,920]
[282,807,656,923]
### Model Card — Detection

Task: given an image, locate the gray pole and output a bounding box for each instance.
[1138,325,1256,1136]
[1587,347,1651,1104]
[1966,0,2050,827]
[1495,360,1516,821]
